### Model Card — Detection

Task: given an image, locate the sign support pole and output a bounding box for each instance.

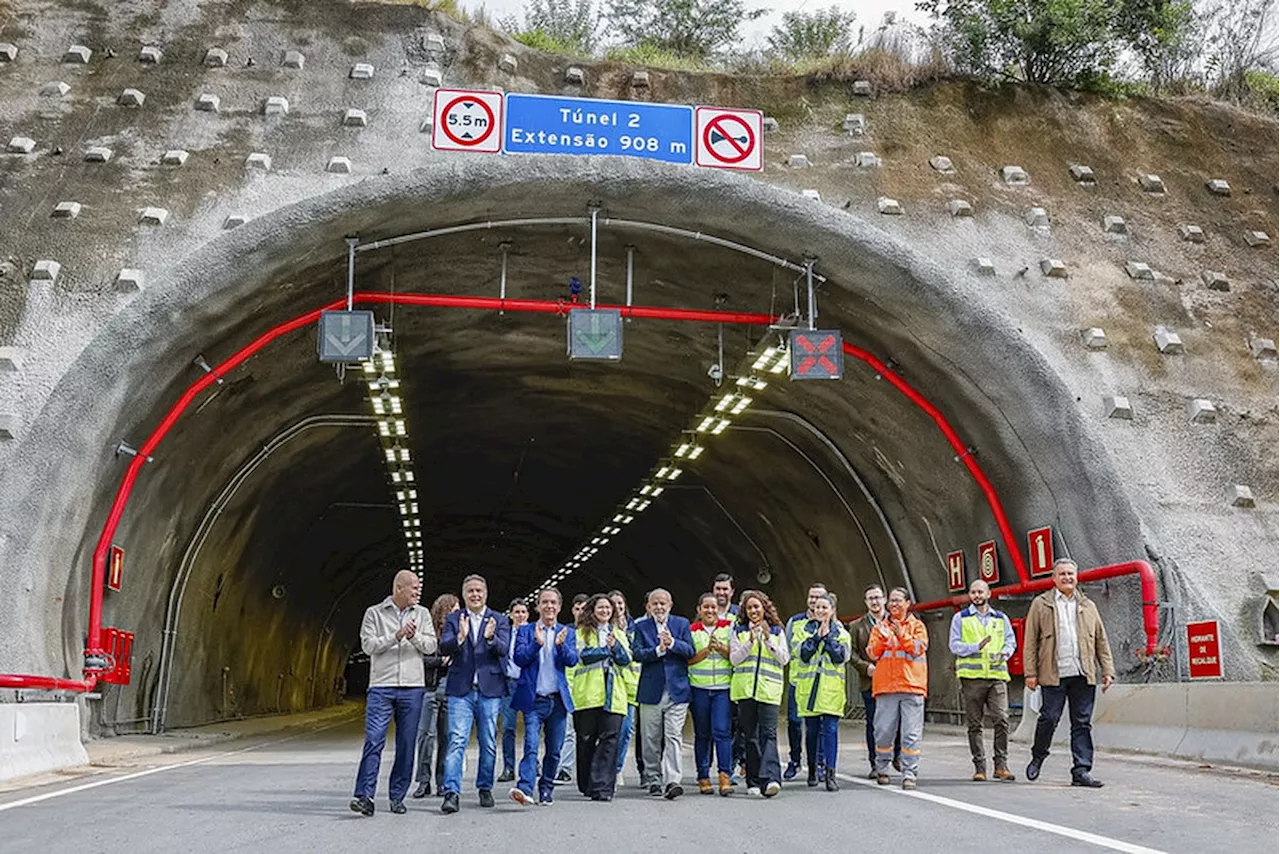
[345,236,358,311]
[589,205,599,309]
[498,241,510,314]
[625,244,635,321]
[805,256,817,330]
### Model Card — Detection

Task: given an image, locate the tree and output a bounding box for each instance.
[504,0,599,54]
[767,7,857,62]
[605,0,768,59]
[1116,0,1198,93]
[1200,0,1278,101]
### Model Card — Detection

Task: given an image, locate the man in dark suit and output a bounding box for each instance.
[438,573,510,815]
[633,588,695,799]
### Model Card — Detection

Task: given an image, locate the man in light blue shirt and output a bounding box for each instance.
[497,599,528,782]
[948,579,1017,781]
[508,588,577,806]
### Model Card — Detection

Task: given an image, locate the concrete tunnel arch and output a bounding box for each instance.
[0,155,1149,729]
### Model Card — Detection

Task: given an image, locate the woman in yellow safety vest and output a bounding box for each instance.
[569,593,632,802]
[688,592,736,796]
[729,589,790,798]
[797,592,851,792]
[609,589,641,785]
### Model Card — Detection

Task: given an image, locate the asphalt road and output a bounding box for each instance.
[1,712,1274,853]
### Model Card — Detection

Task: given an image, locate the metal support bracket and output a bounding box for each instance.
[497,241,511,313]
[344,235,358,311]
[193,354,223,385]
[804,255,818,330]
[114,441,153,463]
[587,202,601,309]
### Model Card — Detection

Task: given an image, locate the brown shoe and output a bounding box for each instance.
[993,767,1016,782]
[876,774,890,786]
[972,769,987,782]
[698,778,714,795]
[902,778,917,791]
[718,772,734,796]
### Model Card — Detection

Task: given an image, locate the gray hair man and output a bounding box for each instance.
[949,579,1017,781]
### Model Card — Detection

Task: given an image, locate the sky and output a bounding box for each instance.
[477,0,928,50]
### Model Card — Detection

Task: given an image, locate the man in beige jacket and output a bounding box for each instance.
[350,570,438,817]
[1023,559,1115,788]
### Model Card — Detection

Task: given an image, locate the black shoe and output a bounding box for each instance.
[1025,759,1042,782]
[441,792,460,814]
[349,796,375,817]
[824,769,839,792]
[806,766,818,787]
[648,783,663,797]
[1071,773,1104,788]
[590,792,614,801]
[411,782,430,799]
[478,789,495,807]
[389,799,406,814]
[497,769,515,783]
[555,770,572,784]
[663,782,684,800]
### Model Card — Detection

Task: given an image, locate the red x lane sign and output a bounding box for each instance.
[789,330,843,380]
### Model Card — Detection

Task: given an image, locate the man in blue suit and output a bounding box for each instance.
[438,573,510,815]
[633,588,695,799]
[507,587,577,807]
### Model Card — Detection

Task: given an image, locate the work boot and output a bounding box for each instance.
[993,766,1016,782]
[411,781,430,799]
[663,782,684,800]
[478,789,495,808]
[389,799,407,815]
[718,771,734,796]
[349,796,375,817]
[876,774,890,786]
[972,766,988,782]
[902,778,917,791]
[824,768,839,792]
[783,760,799,780]
[698,778,714,795]
[441,792,460,814]
[806,766,818,787]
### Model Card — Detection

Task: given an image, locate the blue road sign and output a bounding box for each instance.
[505,93,693,165]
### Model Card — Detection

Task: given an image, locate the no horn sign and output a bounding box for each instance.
[695,106,763,171]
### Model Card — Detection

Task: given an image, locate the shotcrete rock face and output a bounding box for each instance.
[3,157,1143,727]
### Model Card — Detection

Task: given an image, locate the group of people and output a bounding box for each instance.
[350,558,1117,816]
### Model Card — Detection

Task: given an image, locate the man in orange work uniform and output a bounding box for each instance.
[866,587,928,790]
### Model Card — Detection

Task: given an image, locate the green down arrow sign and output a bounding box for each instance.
[568,309,623,360]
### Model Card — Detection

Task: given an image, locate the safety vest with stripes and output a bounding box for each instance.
[689,621,733,689]
[569,626,632,715]
[786,612,815,687]
[730,627,786,705]
[955,609,1010,682]
[795,623,851,717]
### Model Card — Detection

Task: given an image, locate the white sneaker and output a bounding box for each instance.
[763,781,781,798]
[746,786,762,797]
[509,788,534,806]
[617,771,626,788]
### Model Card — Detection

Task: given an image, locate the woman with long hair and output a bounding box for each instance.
[608,588,641,786]
[729,589,789,798]
[413,593,458,798]
[797,592,851,791]
[569,593,632,801]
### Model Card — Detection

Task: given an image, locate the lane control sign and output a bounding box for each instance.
[317,310,375,363]
[695,106,764,172]
[432,88,503,154]
[568,309,623,361]
[789,330,843,380]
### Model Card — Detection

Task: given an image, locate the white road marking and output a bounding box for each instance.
[836,772,1167,854]
[0,719,350,813]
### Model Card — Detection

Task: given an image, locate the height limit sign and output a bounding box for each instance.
[432,88,503,153]
[695,106,763,172]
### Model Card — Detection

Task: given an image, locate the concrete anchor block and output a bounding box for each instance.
[138,46,163,64]
[223,214,248,229]
[974,258,996,276]
[801,189,821,201]
[137,206,168,226]
[565,66,585,85]
[342,108,368,127]
[1201,270,1230,292]
[929,155,954,174]
[762,117,778,133]
[52,201,81,218]
[421,68,443,87]
[1081,328,1108,349]
[263,96,289,116]
[0,42,17,62]
[1206,179,1231,196]
[1040,258,1067,278]
[1139,173,1166,193]
[1001,165,1029,185]
[116,268,144,291]
[1070,164,1096,183]
[1187,398,1217,423]
[84,146,112,162]
[1244,230,1271,247]
[631,70,650,87]
[852,80,873,96]
[787,154,811,168]
[499,54,518,73]
[843,113,865,135]
[419,114,433,133]
[282,50,305,69]
[877,197,903,215]
[63,45,92,64]
[426,33,446,52]
[1103,215,1127,234]
[1179,224,1204,242]
[161,149,189,166]
[1154,326,1184,354]
[1024,207,1050,227]
[195,93,220,112]
[117,88,145,107]
[0,346,25,371]
[1125,261,1154,280]
[0,414,19,441]
[855,151,880,168]
[204,48,228,67]
[1249,337,1277,360]
[325,156,352,174]
[6,136,35,154]
[948,199,973,218]
[350,63,375,79]
[1103,395,1133,419]
[32,260,60,282]
[41,81,71,97]
[245,152,272,170]
[1228,485,1256,508]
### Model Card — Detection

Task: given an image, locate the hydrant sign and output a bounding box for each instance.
[1186,619,1222,679]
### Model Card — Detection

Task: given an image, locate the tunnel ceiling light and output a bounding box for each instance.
[736,376,767,391]
[664,468,682,481]
[695,416,716,433]
[710,418,731,435]
[730,397,751,415]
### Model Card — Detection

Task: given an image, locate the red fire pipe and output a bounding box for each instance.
[0,674,98,692]
[912,560,1161,656]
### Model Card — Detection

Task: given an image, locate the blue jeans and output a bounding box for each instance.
[517,694,569,800]
[354,686,424,801]
[616,704,635,773]
[443,688,503,794]
[690,687,732,778]
[498,676,520,771]
[1032,676,1096,776]
[803,713,840,771]
[786,684,814,767]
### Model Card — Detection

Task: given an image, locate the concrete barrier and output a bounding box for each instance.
[0,702,89,782]
[1012,682,1278,771]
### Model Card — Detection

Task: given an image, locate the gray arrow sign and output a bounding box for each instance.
[568,309,623,360]
[317,310,375,362]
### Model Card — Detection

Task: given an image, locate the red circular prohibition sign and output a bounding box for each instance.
[702,114,755,164]
[441,94,497,147]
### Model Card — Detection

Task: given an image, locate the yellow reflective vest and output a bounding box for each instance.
[730,627,786,705]
[689,620,734,689]
[795,621,851,717]
[569,625,632,715]
[955,609,1010,682]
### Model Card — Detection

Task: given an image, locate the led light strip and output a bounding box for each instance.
[363,342,424,578]
[525,338,790,599]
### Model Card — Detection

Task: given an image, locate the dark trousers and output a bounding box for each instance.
[731,699,746,768]
[1032,676,1096,776]
[785,684,814,767]
[804,712,840,771]
[860,688,900,769]
[739,698,782,788]
[574,707,623,798]
[961,678,1010,768]
[354,686,425,801]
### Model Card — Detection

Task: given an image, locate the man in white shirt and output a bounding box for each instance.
[497,599,528,782]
